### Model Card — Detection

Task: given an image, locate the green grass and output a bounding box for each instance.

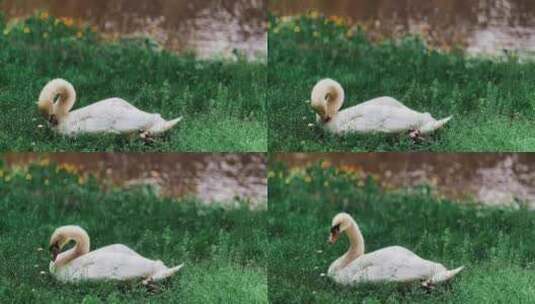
[268,162,535,303]
[268,14,535,151]
[0,13,266,152]
[0,162,267,303]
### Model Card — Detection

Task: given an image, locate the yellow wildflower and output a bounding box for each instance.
[321,161,331,169]
[58,163,78,174]
[309,10,320,19]
[281,16,292,23]
[61,17,74,27]
[23,27,31,34]
[76,31,83,38]
[40,12,49,20]
[328,16,346,26]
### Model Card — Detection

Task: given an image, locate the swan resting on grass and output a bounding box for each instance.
[309,79,452,140]
[327,213,463,288]
[49,225,183,284]
[37,79,182,140]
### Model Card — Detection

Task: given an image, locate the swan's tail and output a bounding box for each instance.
[149,116,183,134]
[37,78,76,117]
[420,116,453,134]
[426,266,464,285]
[147,263,184,283]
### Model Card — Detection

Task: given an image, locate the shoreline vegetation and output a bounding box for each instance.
[0,161,268,303]
[268,162,535,303]
[268,13,535,152]
[0,11,267,152]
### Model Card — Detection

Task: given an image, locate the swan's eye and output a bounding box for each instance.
[330,224,340,234]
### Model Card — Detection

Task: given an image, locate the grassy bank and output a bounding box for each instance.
[0,162,268,303]
[268,162,535,303]
[268,14,535,151]
[0,13,266,152]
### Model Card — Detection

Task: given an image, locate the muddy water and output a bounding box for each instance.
[271,0,535,57]
[1,0,267,60]
[3,153,267,209]
[276,153,535,209]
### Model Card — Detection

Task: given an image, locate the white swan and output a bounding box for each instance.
[310,79,452,137]
[327,213,464,287]
[38,79,182,137]
[49,225,183,284]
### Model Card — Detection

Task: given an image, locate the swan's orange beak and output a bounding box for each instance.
[48,114,58,126]
[328,232,338,244]
[50,243,60,261]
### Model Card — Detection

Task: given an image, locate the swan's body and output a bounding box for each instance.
[310,79,451,135]
[327,213,463,286]
[49,225,183,283]
[38,79,182,136]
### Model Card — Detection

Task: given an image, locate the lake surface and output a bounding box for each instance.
[271,0,535,57]
[3,153,267,209]
[276,153,535,209]
[1,0,267,60]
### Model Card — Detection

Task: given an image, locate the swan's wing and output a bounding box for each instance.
[348,246,445,283]
[67,98,164,134]
[358,97,409,109]
[91,244,143,257]
[62,252,162,281]
[339,105,424,133]
[350,263,429,283]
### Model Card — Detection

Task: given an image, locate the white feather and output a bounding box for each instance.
[49,226,183,283]
[38,79,182,136]
[327,213,463,285]
[310,79,452,135]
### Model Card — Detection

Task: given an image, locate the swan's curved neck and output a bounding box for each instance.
[55,232,90,267]
[339,219,365,268]
[54,91,76,119]
[325,86,343,118]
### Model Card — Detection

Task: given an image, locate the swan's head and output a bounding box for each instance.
[310,79,344,123]
[37,78,76,126]
[37,100,60,127]
[49,225,89,261]
[328,212,355,244]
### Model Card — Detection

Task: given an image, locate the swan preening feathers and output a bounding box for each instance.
[49,225,183,283]
[310,79,452,137]
[38,79,182,137]
[327,213,463,287]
